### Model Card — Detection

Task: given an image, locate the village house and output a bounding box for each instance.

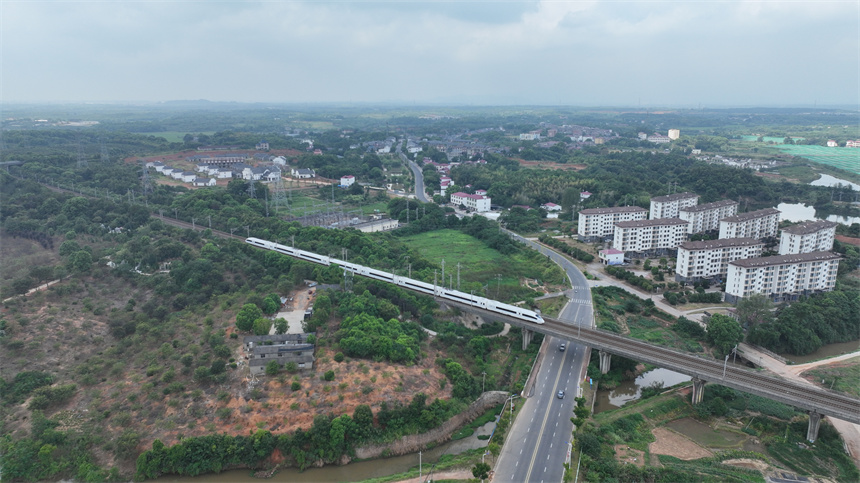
[244,333,316,375]
[291,167,316,179]
[451,192,491,212]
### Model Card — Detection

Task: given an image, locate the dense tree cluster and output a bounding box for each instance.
[537,234,595,262]
[747,289,859,355]
[337,312,422,364]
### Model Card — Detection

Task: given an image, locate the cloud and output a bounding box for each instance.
[1,0,857,105]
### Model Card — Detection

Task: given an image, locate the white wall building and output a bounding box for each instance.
[541,202,562,212]
[719,208,780,240]
[291,167,316,179]
[650,192,699,219]
[725,251,841,304]
[577,206,648,240]
[676,238,765,283]
[340,175,356,187]
[668,129,680,140]
[451,192,491,212]
[678,200,739,234]
[598,248,625,265]
[779,220,838,255]
[612,218,689,254]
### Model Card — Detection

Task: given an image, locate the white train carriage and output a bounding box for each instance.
[245,237,544,325]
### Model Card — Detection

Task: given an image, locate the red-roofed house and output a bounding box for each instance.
[451,192,491,212]
[340,175,355,187]
[541,202,562,212]
[580,191,592,200]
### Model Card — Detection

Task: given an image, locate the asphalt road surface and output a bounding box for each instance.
[494,232,593,482]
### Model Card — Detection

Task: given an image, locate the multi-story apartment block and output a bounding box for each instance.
[778,220,838,255]
[719,208,780,240]
[451,192,491,212]
[725,251,841,304]
[612,218,689,255]
[675,238,764,283]
[577,206,648,241]
[649,192,699,219]
[678,200,739,234]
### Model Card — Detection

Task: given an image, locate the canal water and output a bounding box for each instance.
[809,174,860,191]
[779,339,860,365]
[777,202,860,226]
[593,367,691,414]
[159,421,495,483]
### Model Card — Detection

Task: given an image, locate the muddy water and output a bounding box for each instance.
[593,368,692,414]
[159,421,495,483]
[779,339,860,365]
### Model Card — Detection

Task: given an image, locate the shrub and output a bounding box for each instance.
[291,382,301,391]
[334,352,344,363]
[323,370,335,381]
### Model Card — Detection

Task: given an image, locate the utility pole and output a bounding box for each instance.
[192,218,197,230]
[245,225,250,237]
[208,215,211,229]
[441,259,445,288]
[457,263,461,291]
[482,371,487,392]
[419,451,422,481]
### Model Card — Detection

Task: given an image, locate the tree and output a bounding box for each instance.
[472,462,491,480]
[265,361,280,376]
[236,303,263,332]
[707,314,743,355]
[274,318,288,335]
[253,317,271,336]
[735,294,774,330]
[67,250,92,272]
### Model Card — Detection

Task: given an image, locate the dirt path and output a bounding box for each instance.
[649,427,713,460]
[394,469,472,483]
[739,344,860,466]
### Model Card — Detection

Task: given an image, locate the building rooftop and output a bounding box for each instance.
[452,192,488,200]
[679,238,764,251]
[579,206,647,215]
[600,249,624,255]
[729,251,841,268]
[651,192,698,203]
[781,220,839,235]
[721,208,781,223]
[615,218,689,228]
[679,199,739,213]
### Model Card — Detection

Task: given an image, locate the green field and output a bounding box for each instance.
[774,145,860,174]
[740,135,805,143]
[148,131,215,142]
[400,229,566,301]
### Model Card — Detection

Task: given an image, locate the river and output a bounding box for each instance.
[159,421,495,483]
[779,339,860,365]
[810,174,860,191]
[777,202,860,226]
[593,367,691,414]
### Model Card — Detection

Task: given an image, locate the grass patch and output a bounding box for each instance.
[450,404,503,440]
[801,356,860,398]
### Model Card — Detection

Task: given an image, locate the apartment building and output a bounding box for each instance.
[649,192,699,219]
[577,206,648,241]
[725,251,841,304]
[778,220,837,255]
[719,208,780,240]
[675,238,764,283]
[451,192,491,212]
[679,200,739,234]
[612,218,689,255]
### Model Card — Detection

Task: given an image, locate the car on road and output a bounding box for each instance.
[557,390,565,399]
[559,343,566,352]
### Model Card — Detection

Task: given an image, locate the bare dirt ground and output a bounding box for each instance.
[396,469,472,483]
[514,159,587,171]
[615,444,646,467]
[649,427,713,460]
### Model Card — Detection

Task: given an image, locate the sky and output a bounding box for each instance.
[2,0,858,107]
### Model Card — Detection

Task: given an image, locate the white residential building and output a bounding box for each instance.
[192,177,217,187]
[541,202,562,212]
[340,175,355,187]
[725,251,841,304]
[451,192,491,212]
[577,206,648,240]
[719,208,780,240]
[675,238,765,283]
[599,248,625,265]
[778,220,838,255]
[668,129,680,140]
[650,192,699,219]
[612,218,689,254]
[291,167,316,179]
[678,200,739,234]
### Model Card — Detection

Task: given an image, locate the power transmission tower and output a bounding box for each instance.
[141,165,154,195]
[272,175,290,215]
[246,180,257,199]
[343,268,354,293]
[77,139,88,169]
[100,138,110,163]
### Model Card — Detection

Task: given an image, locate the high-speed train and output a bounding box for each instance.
[245,237,544,325]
